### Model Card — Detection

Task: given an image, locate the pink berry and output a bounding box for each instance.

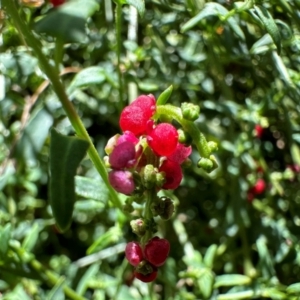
[167,143,192,164]
[119,95,156,136]
[144,237,170,267]
[125,242,143,266]
[108,170,135,195]
[109,141,136,169]
[147,123,178,156]
[117,131,139,146]
[159,160,182,190]
[134,270,158,282]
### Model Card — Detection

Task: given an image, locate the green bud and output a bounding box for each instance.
[197,158,214,173]
[209,155,218,170]
[141,164,158,189]
[155,172,165,188]
[181,102,200,121]
[208,141,218,153]
[177,129,192,144]
[130,219,146,237]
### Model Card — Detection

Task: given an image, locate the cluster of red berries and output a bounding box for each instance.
[125,237,170,282]
[105,94,192,195]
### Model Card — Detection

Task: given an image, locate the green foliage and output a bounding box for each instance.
[1,0,300,299]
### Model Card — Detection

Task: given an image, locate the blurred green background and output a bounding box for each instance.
[1,0,300,299]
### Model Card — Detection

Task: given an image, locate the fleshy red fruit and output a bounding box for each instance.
[50,0,65,6]
[125,242,143,266]
[108,170,135,195]
[147,123,178,156]
[134,270,158,282]
[144,237,170,267]
[255,125,264,139]
[159,160,182,189]
[167,143,192,164]
[109,141,136,169]
[119,95,156,136]
[252,178,266,194]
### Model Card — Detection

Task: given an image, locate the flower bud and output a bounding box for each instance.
[130,219,146,237]
[141,164,158,189]
[197,157,214,173]
[181,102,200,121]
[207,141,218,153]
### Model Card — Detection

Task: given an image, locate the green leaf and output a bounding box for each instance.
[76,264,99,296]
[156,85,173,105]
[22,223,39,252]
[126,0,145,17]
[34,0,99,43]
[0,224,11,257]
[47,277,65,300]
[287,283,300,294]
[203,244,217,268]
[87,227,122,254]
[50,129,89,232]
[217,290,254,300]
[75,176,109,202]
[198,270,214,299]
[181,3,245,40]
[67,67,106,95]
[214,274,251,288]
[254,5,281,54]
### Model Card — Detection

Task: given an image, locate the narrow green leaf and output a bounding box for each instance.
[67,67,106,95]
[198,270,214,299]
[22,223,39,252]
[0,224,11,257]
[156,85,173,105]
[217,290,254,300]
[76,264,99,296]
[126,0,145,17]
[254,5,281,54]
[87,227,122,254]
[214,274,251,288]
[203,244,218,268]
[47,277,65,300]
[181,3,245,40]
[35,0,99,42]
[50,129,89,232]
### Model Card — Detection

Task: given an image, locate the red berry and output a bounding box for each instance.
[147,123,178,156]
[109,141,136,169]
[255,125,264,139]
[167,143,192,164]
[119,95,156,136]
[253,179,266,194]
[159,160,182,189]
[108,170,135,195]
[50,0,65,6]
[144,237,170,267]
[125,242,143,266]
[134,270,158,282]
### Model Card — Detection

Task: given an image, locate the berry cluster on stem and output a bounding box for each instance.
[104,90,218,282]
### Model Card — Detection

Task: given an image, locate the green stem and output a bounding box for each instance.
[115,2,124,107]
[156,105,211,158]
[3,0,123,211]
